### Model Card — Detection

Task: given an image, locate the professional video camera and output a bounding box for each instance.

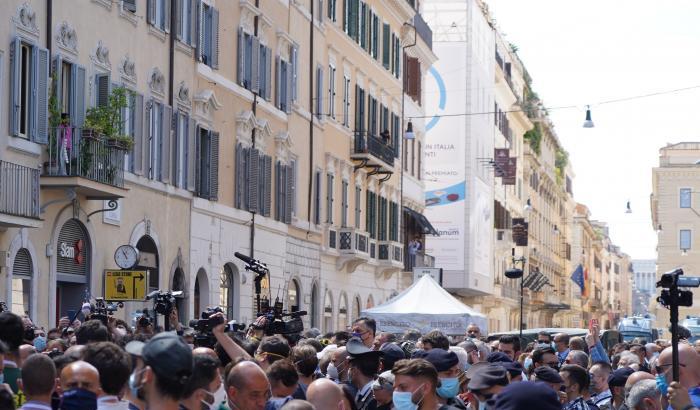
[656,268,700,382]
[89,297,124,326]
[191,307,247,347]
[255,297,307,336]
[146,290,182,316]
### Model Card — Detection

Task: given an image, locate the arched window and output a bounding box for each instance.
[11,248,32,316]
[136,236,159,291]
[287,279,300,312]
[353,296,361,323]
[338,293,348,331]
[194,268,208,319]
[323,290,334,332]
[220,265,236,320]
[310,283,319,329]
[366,294,375,309]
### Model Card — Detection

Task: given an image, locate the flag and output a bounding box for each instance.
[571,264,585,295]
[583,267,589,297]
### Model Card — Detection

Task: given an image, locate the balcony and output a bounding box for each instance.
[351,131,395,176]
[404,250,435,271]
[336,227,370,272]
[41,127,128,199]
[378,240,404,273]
[0,161,42,228]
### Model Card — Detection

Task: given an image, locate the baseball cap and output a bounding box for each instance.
[347,337,383,358]
[142,332,193,384]
[493,381,561,410]
[608,367,635,388]
[533,366,564,384]
[467,364,509,391]
[412,349,459,372]
[379,343,405,370]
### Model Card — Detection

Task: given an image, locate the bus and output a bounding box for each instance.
[617,316,657,342]
[681,317,700,342]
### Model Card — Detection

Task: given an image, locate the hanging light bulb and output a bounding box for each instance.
[583,105,594,128]
[625,201,632,214]
[404,120,415,140]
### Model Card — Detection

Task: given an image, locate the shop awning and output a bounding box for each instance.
[403,206,439,236]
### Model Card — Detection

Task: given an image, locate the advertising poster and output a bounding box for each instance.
[424,43,467,272]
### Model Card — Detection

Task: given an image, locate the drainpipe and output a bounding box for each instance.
[168,0,176,107]
[46,0,52,54]
[249,0,260,258]
[306,0,315,235]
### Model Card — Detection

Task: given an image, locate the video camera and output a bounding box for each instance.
[657,268,699,308]
[255,297,307,336]
[191,307,247,347]
[146,290,182,316]
[85,297,123,327]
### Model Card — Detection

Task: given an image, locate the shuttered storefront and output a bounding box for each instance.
[56,219,90,280]
[11,248,32,315]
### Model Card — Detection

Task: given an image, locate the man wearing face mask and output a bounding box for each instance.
[124,341,147,410]
[560,364,596,410]
[82,342,131,410]
[413,349,466,409]
[328,347,354,393]
[466,363,509,410]
[59,361,101,410]
[351,318,376,349]
[392,359,460,410]
[346,337,383,410]
[124,332,194,410]
[179,355,224,410]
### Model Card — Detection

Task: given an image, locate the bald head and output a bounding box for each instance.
[657,344,700,388]
[192,347,218,360]
[19,344,36,362]
[625,371,654,395]
[60,360,101,395]
[227,361,270,410]
[307,378,344,410]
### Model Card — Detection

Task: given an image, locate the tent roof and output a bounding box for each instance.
[364,274,485,318]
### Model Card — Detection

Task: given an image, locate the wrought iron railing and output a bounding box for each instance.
[353,131,395,167]
[45,127,126,188]
[0,161,40,219]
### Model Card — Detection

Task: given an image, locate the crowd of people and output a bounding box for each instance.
[2,308,700,410]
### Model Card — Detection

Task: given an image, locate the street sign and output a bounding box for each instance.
[413,267,443,285]
[104,270,147,301]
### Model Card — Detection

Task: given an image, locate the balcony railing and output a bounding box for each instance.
[0,161,40,220]
[413,13,433,50]
[405,250,435,271]
[353,131,395,168]
[45,127,126,188]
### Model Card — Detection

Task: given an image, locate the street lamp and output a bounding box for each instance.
[399,20,417,247]
[583,105,594,128]
[505,248,527,340]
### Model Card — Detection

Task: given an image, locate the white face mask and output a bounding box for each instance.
[212,383,227,406]
[327,363,339,381]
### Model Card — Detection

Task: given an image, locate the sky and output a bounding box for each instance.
[484,0,700,259]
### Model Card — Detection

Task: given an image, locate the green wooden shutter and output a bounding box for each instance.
[209,131,219,200]
[251,37,260,94]
[382,23,390,69]
[186,116,196,190]
[9,38,22,137]
[210,7,219,69]
[285,59,292,113]
[285,164,293,223]
[264,155,272,216]
[160,105,172,183]
[355,186,361,229]
[95,73,110,107]
[132,93,145,175]
[247,148,259,212]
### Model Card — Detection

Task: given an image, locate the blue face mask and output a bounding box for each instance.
[60,388,97,410]
[393,384,425,410]
[656,373,668,396]
[128,368,146,400]
[34,335,47,352]
[437,377,460,399]
[524,357,533,372]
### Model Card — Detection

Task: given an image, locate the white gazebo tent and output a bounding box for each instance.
[361,274,487,335]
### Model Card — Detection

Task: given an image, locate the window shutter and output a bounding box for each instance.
[355,186,361,229]
[235,144,244,208]
[266,47,273,101]
[196,1,204,61]
[290,160,297,215]
[247,148,259,213]
[9,38,21,137]
[209,131,219,201]
[71,64,86,128]
[285,61,293,114]
[34,46,50,144]
[264,155,272,217]
[275,161,281,220]
[382,23,390,69]
[132,93,144,175]
[194,123,201,194]
[251,37,260,94]
[123,0,137,12]
[187,117,196,190]
[95,73,110,107]
[291,45,298,102]
[236,28,245,84]
[160,105,172,183]
[164,0,171,33]
[316,66,323,119]
[274,56,281,108]
[147,0,156,25]
[285,165,293,224]
[189,0,198,47]
[210,7,219,69]
[176,0,183,40]
[342,180,348,227]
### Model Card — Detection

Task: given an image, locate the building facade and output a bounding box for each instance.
[631,259,656,316]
[0,0,436,330]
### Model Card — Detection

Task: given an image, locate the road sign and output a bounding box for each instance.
[104,270,147,301]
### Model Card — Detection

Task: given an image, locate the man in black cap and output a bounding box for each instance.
[534,366,564,393]
[493,381,562,410]
[124,332,194,410]
[413,349,467,409]
[487,352,523,382]
[608,367,635,410]
[347,337,383,410]
[466,363,509,409]
[379,342,405,373]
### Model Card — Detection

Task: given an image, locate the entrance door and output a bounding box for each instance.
[57,282,88,321]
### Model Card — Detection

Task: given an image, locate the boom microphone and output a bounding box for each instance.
[234,252,268,270]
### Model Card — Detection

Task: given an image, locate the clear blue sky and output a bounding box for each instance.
[485,0,700,259]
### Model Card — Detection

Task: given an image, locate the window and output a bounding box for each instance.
[258,44,272,101]
[10,38,49,142]
[326,173,334,224]
[275,161,293,224]
[276,57,292,112]
[177,0,195,46]
[147,0,170,32]
[382,23,390,69]
[173,111,190,189]
[342,76,350,127]
[359,2,367,49]
[371,14,379,60]
[123,0,137,13]
[328,64,336,119]
[316,0,324,23]
[328,0,337,21]
[220,265,235,320]
[52,55,87,130]
[199,4,219,68]
[195,126,219,200]
[681,188,692,208]
[95,73,110,107]
[237,29,256,90]
[11,248,32,317]
[314,171,322,225]
[315,66,324,120]
[345,0,359,40]
[393,35,401,79]
[389,201,398,241]
[368,95,377,137]
[380,105,388,134]
[366,191,377,238]
[355,86,366,132]
[341,180,349,227]
[355,186,361,229]
[378,196,387,241]
[680,229,692,251]
[149,101,163,181]
[392,113,400,157]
